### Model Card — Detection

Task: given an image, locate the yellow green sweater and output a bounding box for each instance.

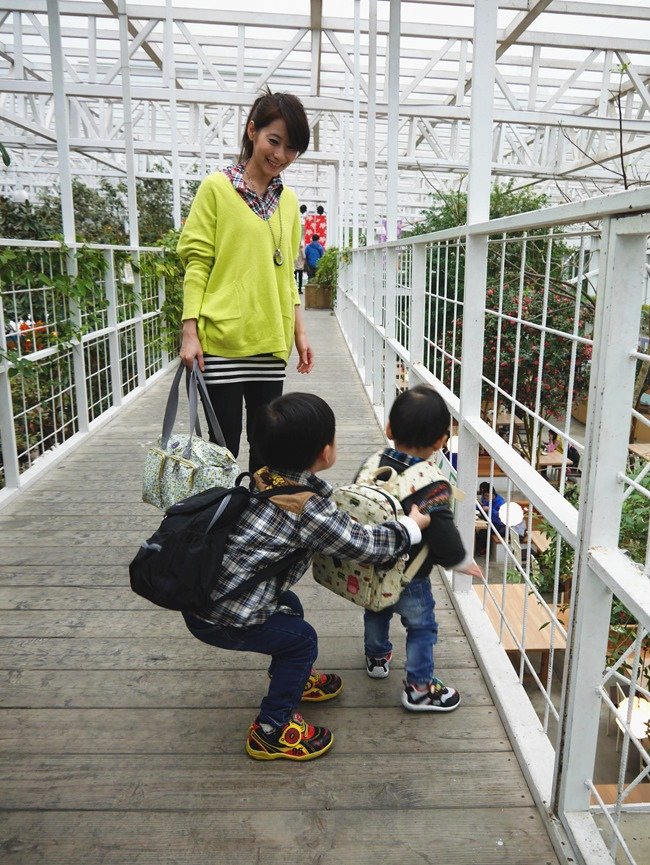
[177,171,301,362]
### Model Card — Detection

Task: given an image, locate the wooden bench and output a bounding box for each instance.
[478,453,506,477]
[473,582,567,676]
[529,529,551,555]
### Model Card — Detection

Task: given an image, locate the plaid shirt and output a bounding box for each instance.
[199,468,411,627]
[223,161,283,219]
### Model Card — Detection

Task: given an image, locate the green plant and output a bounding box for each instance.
[404,183,595,460]
[139,228,183,354]
[314,246,339,288]
[535,483,580,593]
[0,142,10,166]
[314,246,351,307]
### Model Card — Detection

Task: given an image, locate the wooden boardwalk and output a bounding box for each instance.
[0,309,560,865]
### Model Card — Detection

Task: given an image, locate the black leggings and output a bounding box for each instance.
[202,379,284,475]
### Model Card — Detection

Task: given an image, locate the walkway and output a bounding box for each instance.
[0,309,560,865]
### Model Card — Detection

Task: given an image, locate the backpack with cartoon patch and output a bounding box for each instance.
[311,452,461,612]
[311,483,427,612]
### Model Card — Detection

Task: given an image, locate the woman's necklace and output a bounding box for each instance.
[244,168,284,267]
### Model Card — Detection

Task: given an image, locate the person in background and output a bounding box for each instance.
[546,430,563,454]
[177,89,314,474]
[475,482,506,555]
[294,243,306,294]
[304,234,325,280]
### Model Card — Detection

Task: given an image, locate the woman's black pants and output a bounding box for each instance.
[202,379,284,475]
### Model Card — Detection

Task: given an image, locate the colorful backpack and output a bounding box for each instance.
[312,452,457,612]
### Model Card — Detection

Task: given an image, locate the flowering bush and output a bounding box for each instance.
[482,277,594,459]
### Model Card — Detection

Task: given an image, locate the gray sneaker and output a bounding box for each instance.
[365,651,392,679]
[401,678,461,712]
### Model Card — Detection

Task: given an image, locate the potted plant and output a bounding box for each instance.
[305,246,339,310]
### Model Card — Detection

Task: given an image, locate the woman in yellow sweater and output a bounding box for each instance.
[177,91,313,473]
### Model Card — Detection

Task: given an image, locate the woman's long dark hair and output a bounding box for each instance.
[239,89,310,162]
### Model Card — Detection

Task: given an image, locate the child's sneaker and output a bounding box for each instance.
[245,713,333,761]
[401,677,461,712]
[301,669,343,701]
[365,651,392,679]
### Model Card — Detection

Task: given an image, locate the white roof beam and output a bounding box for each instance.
[616,52,650,115]
[324,28,368,97]
[495,0,554,59]
[252,27,308,92]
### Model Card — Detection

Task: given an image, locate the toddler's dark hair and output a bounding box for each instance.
[255,392,335,472]
[388,385,450,448]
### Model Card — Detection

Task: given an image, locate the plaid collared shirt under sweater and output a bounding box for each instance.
[197,467,411,628]
[223,161,282,218]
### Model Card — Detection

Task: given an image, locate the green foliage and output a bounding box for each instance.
[136,175,174,245]
[0,245,111,374]
[139,228,184,354]
[407,182,595,459]
[314,246,340,288]
[0,173,178,245]
[0,141,10,166]
[403,180,551,237]
[619,462,650,565]
[535,483,580,593]
[314,247,352,307]
[533,472,649,681]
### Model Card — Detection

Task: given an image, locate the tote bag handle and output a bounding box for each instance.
[160,361,227,453]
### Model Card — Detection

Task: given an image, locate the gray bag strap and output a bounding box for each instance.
[160,361,227,453]
[186,361,227,454]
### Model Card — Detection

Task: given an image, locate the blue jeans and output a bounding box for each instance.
[183,591,318,728]
[363,578,438,685]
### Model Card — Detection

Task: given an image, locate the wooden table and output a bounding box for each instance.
[473,582,567,676]
[494,412,524,428]
[628,442,650,461]
[537,451,573,468]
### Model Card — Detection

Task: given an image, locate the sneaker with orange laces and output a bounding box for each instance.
[245,713,334,761]
[301,669,343,701]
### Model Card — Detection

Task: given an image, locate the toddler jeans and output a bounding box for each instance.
[364,577,438,685]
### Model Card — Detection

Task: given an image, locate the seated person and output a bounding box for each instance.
[545,430,563,454]
[475,482,506,555]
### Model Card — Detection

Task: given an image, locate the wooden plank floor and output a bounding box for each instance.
[0,309,560,865]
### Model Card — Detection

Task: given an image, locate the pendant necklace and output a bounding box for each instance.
[244,168,284,267]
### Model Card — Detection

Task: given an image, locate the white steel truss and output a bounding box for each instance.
[1,1,650,235]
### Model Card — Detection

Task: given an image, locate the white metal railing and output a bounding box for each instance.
[0,239,172,507]
[337,186,650,865]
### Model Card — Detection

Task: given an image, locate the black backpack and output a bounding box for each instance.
[129,481,311,613]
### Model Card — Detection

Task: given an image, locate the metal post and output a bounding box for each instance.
[455,0,498,592]
[46,0,89,434]
[118,0,146,388]
[104,249,123,408]
[555,215,648,827]
[386,0,400,242]
[0,296,20,492]
[366,0,377,246]
[165,0,182,229]
[352,0,361,249]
